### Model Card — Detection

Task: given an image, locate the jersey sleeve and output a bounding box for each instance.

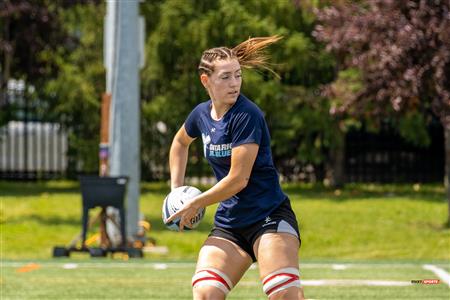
[184,106,201,138]
[230,111,264,147]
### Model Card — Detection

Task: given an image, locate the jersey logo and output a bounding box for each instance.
[202,133,211,157]
[208,143,232,158]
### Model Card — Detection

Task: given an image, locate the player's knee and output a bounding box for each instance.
[262,267,302,299]
[193,285,226,300]
[192,268,233,299]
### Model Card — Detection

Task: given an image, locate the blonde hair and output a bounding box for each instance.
[198,35,282,77]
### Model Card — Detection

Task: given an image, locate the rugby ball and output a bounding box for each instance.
[162,186,205,231]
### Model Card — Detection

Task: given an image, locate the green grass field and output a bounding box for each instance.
[2,260,449,299]
[1,181,450,299]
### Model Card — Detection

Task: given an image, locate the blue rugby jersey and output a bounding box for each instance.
[184,94,286,228]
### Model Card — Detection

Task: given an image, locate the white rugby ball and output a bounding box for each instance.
[162,186,205,231]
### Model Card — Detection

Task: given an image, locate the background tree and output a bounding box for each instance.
[0,0,103,174]
[314,0,450,223]
[0,0,65,89]
[5,0,338,180]
[140,0,336,181]
[0,0,64,128]
[43,2,104,175]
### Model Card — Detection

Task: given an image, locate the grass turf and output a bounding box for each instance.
[1,181,448,260]
[1,181,449,299]
[2,261,449,299]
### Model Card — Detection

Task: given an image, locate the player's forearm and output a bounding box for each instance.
[192,174,248,208]
[169,139,189,190]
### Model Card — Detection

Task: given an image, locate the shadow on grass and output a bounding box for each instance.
[283,183,446,203]
[408,220,450,231]
[1,181,203,197]
[0,181,81,197]
[5,214,81,226]
[2,180,445,204]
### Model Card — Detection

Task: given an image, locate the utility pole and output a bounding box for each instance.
[104,0,144,241]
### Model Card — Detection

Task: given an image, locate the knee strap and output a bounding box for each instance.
[262,267,301,297]
[192,268,234,295]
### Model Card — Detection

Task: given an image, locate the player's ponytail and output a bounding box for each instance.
[198,35,282,77]
[232,35,282,77]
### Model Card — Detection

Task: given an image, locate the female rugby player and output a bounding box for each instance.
[166,35,305,300]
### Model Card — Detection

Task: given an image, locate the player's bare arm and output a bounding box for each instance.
[167,143,259,229]
[169,124,195,190]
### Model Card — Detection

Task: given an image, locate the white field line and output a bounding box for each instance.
[299,263,449,269]
[303,280,411,287]
[423,264,450,287]
[6,261,449,287]
[2,262,195,268]
[332,264,348,270]
[240,280,412,287]
[2,261,448,270]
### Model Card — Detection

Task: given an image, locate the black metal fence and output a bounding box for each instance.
[0,80,445,182]
[345,122,444,183]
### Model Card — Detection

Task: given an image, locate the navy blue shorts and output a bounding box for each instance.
[208,199,301,262]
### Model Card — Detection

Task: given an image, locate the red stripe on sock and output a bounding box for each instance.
[263,272,299,285]
[205,270,231,290]
[192,277,220,287]
[192,270,230,291]
[265,276,300,296]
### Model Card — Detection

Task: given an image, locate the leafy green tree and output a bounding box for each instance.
[140,0,336,181]
[1,0,63,89]
[0,0,103,174]
[314,0,450,223]
[43,2,104,175]
[3,0,339,181]
[1,0,65,128]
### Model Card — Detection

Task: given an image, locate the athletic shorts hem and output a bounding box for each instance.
[208,199,300,262]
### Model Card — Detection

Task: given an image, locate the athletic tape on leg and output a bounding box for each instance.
[192,268,234,295]
[262,267,301,297]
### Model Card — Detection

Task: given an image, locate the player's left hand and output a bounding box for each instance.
[166,200,200,231]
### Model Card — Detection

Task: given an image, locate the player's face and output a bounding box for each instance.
[207,58,242,105]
